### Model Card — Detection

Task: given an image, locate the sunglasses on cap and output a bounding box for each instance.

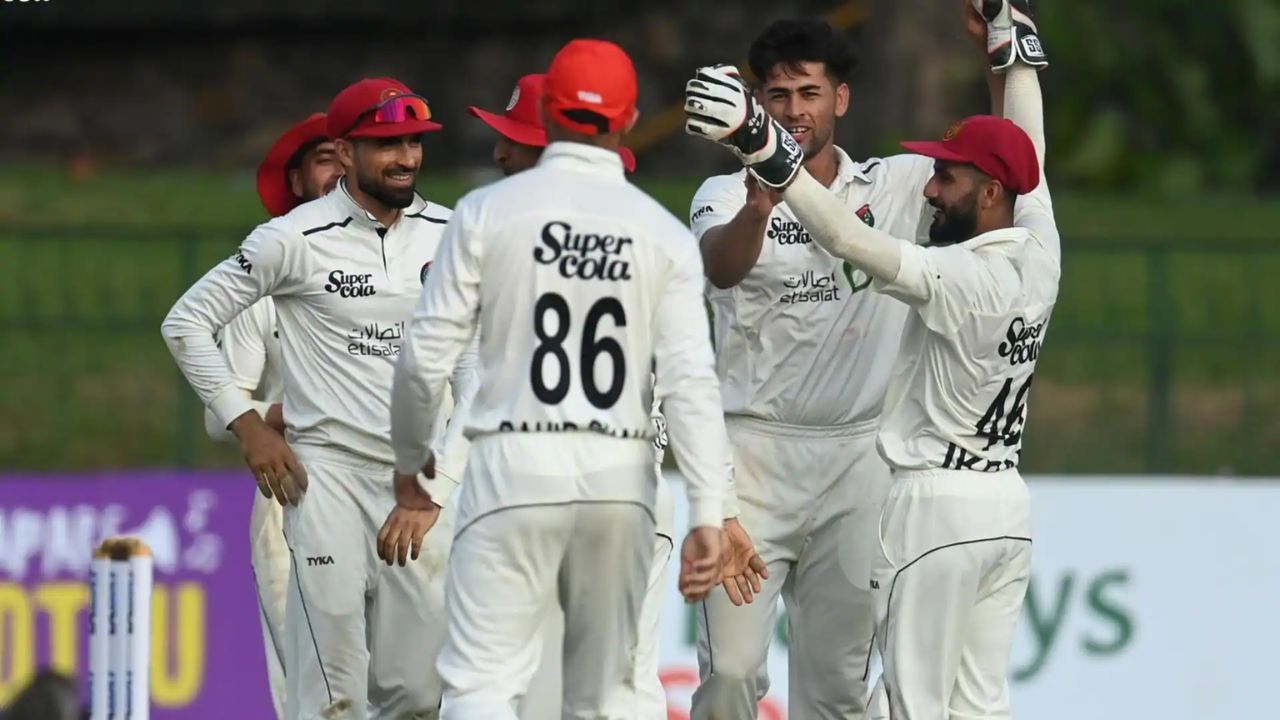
[341,93,434,138]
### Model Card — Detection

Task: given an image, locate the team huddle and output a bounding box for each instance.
[162,2,1058,719]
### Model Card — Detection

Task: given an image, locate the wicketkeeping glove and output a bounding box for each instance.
[974,0,1048,72]
[683,64,803,190]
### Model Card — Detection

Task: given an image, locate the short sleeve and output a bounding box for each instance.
[689,174,748,241]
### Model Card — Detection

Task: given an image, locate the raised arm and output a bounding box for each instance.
[203,300,280,442]
[695,177,780,289]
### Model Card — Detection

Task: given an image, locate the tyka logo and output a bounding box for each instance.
[691,205,715,223]
[306,556,334,567]
[324,270,377,297]
[233,249,253,274]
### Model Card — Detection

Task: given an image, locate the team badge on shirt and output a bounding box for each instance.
[855,203,875,228]
[840,205,876,293]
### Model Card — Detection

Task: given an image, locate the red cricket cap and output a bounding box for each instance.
[543,39,638,137]
[256,112,330,217]
[469,72,637,172]
[900,115,1040,195]
[327,78,442,140]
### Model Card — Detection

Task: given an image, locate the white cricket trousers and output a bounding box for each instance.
[692,417,891,720]
[250,491,290,720]
[867,468,1032,720]
[519,470,674,720]
[437,445,655,720]
[283,444,453,720]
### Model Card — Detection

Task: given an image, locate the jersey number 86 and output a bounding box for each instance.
[531,291,627,410]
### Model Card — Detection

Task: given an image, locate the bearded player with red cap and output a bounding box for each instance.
[165,77,466,720]
[685,1,1059,717]
[386,39,768,719]
[197,111,342,720]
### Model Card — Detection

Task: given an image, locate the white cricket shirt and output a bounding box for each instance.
[390,141,729,529]
[874,180,1061,472]
[690,147,935,428]
[163,179,452,465]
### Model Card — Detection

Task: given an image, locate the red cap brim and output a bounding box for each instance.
[257,113,329,217]
[467,107,547,147]
[346,118,443,138]
[899,140,972,164]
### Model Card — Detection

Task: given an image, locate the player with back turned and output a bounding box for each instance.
[685,1,1057,716]
[385,39,749,720]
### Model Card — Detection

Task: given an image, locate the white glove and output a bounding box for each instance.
[683,64,803,189]
[974,0,1049,72]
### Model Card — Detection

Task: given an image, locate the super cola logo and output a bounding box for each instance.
[534,220,633,281]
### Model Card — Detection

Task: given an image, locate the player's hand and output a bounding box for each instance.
[264,403,286,434]
[720,518,769,606]
[377,472,442,567]
[678,526,723,603]
[743,175,783,220]
[684,64,803,189]
[971,0,1049,72]
[231,410,308,506]
[963,0,988,53]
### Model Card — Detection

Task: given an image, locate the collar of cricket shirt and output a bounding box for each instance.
[537,141,626,178]
[832,145,870,187]
[962,225,1030,252]
[334,177,429,232]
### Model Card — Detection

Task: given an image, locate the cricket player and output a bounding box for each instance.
[200,111,342,720]
[468,72,677,720]
[385,40,732,720]
[684,1,1056,716]
[163,77,462,719]
[679,17,994,719]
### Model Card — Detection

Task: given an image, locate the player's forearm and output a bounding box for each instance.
[162,318,254,430]
[390,339,451,476]
[986,70,1007,118]
[161,265,270,427]
[699,207,770,289]
[1004,65,1045,166]
[782,169,911,285]
[661,382,729,529]
[390,305,474,475]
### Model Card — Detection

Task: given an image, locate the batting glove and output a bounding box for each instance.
[684,64,803,190]
[974,0,1048,72]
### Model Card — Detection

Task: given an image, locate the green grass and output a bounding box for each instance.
[2,165,1279,474]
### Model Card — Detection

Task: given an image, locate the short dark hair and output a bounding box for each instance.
[748,18,856,84]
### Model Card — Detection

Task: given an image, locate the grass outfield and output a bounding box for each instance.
[2,166,1279,474]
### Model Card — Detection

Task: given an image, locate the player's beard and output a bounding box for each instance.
[928,191,980,246]
[355,165,417,209]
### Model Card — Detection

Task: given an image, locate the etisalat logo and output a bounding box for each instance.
[346,321,404,356]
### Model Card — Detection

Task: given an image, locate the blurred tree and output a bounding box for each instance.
[1039,0,1280,193]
